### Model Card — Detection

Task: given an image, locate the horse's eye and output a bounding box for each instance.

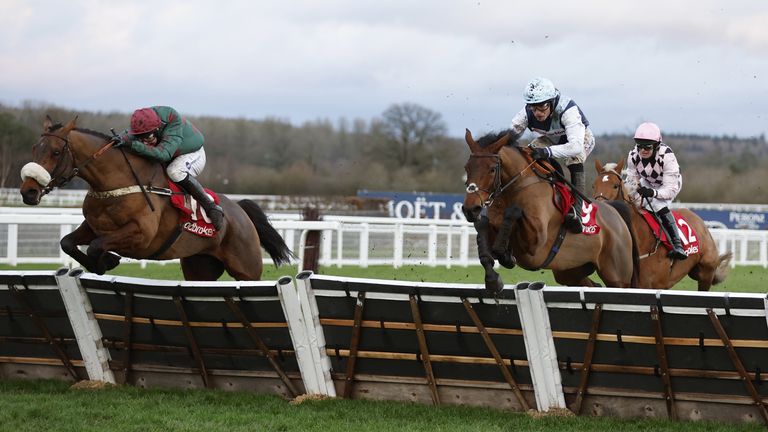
[52,150,61,156]
[613,184,618,189]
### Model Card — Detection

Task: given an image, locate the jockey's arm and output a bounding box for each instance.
[548,108,585,159]
[129,109,185,162]
[655,151,682,201]
[509,108,528,137]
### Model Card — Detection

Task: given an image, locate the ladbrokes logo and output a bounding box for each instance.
[183,221,215,237]
[582,225,598,234]
[684,245,699,255]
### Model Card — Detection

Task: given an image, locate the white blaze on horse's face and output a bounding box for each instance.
[602,174,610,183]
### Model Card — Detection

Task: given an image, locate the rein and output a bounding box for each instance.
[465,152,536,208]
[595,169,662,260]
[38,131,156,211]
[39,132,115,196]
[594,169,630,202]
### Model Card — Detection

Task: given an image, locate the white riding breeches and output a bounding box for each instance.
[166,147,207,182]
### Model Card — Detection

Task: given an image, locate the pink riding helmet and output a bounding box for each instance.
[634,122,662,143]
[130,108,162,135]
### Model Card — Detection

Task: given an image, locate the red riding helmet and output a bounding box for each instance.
[129,108,162,135]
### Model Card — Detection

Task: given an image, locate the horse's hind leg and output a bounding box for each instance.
[181,255,225,281]
[690,265,715,292]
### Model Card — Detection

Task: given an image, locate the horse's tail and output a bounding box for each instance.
[238,199,294,266]
[605,200,640,287]
[712,252,733,286]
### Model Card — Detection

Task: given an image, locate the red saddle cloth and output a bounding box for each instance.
[168,181,221,238]
[552,182,600,235]
[640,210,700,256]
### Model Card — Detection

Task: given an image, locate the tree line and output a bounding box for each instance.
[1,101,766,203]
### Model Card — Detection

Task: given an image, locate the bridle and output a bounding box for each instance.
[37,131,114,196]
[465,151,536,208]
[594,169,628,203]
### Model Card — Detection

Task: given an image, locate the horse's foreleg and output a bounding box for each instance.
[491,205,521,269]
[475,213,503,294]
[61,222,101,273]
[86,222,147,274]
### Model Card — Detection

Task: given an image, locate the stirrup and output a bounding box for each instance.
[206,204,225,231]
[564,210,582,234]
[668,247,687,260]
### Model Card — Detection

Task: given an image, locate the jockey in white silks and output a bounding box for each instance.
[509,77,595,233]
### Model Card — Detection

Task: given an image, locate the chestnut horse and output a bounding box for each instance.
[592,158,732,290]
[462,130,638,292]
[19,116,293,280]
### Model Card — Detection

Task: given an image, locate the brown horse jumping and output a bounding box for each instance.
[462,130,638,292]
[19,116,292,280]
[592,158,731,290]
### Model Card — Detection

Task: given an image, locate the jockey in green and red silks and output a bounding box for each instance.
[117,106,224,231]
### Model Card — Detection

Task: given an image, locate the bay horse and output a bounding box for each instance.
[462,130,638,292]
[19,116,293,280]
[592,158,732,290]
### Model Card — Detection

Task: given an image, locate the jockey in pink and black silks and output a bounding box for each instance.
[118,106,224,230]
[509,77,595,233]
[626,121,686,260]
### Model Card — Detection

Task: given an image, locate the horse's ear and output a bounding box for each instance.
[487,133,510,154]
[465,129,480,152]
[616,157,625,172]
[61,116,78,134]
[43,115,53,132]
[594,159,603,173]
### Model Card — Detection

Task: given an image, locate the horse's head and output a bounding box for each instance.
[592,158,628,201]
[462,129,521,222]
[19,116,78,205]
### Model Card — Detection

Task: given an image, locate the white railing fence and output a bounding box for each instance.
[1,208,767,268]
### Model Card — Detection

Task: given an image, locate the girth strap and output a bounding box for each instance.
[534,224,568,270]
[147,225,183,260]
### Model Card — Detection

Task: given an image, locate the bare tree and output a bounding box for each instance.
[379,103,448,168]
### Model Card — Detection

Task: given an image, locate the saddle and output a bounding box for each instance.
[167,180,221,238]
[552,182,600,235]
[640,210,700,256]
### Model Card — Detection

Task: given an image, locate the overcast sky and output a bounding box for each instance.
[1,0,766,138]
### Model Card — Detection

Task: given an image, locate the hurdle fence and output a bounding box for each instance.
[1,269,766,426]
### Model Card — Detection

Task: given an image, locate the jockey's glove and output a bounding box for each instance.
[531,147,551,161]
[637,186,657,198]
[111,136,129,148]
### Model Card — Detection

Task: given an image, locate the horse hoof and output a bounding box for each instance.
[485,276,504,294]
[497,254,516,269]
[101,252,121,271]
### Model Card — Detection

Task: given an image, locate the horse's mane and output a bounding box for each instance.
[49,123,111,141]
[477,130,518,148]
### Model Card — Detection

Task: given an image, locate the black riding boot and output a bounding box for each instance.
[568,163,585,194]
[177,175,225,231]
[658,207,687,260]
[564,164,584,233]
